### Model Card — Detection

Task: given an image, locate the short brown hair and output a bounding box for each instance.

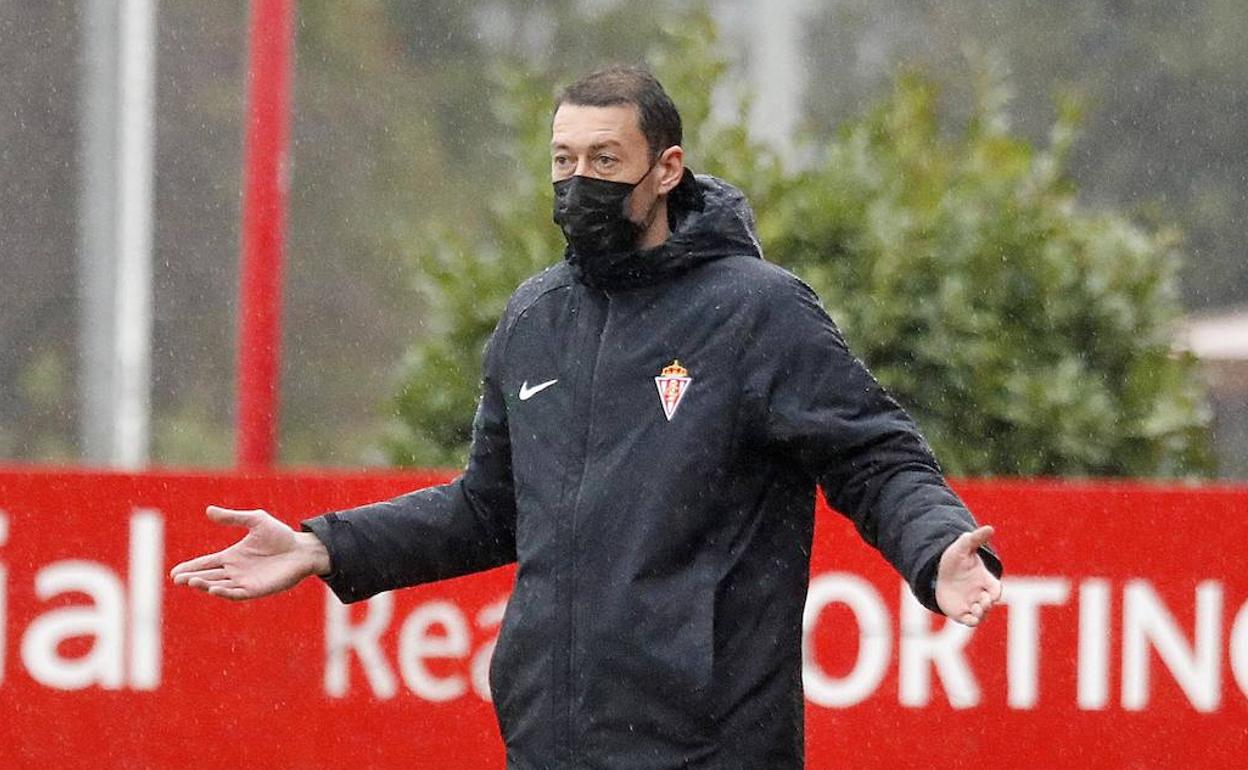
[555,64,683,157]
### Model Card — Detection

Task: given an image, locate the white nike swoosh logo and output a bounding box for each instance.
[518,379,559,400]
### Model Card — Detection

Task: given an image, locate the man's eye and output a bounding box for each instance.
[596,155,617,166]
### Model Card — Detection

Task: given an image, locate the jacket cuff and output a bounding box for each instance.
[300,512,374,604]
[912,539,1004,616]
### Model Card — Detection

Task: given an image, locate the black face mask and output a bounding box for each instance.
[552,162,659,261]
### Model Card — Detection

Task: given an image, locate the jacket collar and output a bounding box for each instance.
[564,171,763,291]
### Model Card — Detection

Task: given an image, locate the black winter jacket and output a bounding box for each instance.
[302,173,1002,769]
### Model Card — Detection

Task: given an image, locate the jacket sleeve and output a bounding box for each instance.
[300,320,517,604]
[744,273,1002,614]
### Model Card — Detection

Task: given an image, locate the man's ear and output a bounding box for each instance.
[656,145,685,195]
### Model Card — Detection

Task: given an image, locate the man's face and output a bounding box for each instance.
[550,103,660,224]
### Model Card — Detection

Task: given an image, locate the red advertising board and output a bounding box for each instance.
[0,468,1245,768]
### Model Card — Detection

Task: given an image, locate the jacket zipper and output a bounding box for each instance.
[555,288,609,765]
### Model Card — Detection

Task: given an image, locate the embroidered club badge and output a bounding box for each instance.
[654,360,692,421]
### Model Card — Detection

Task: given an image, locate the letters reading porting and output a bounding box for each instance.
[798,574,1248,712]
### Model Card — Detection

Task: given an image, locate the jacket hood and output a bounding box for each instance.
[564,170,764,290]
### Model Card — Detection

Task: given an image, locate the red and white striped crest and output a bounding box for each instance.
[654,360,692,421]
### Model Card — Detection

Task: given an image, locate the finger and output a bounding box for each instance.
[170,550,226,578]
[959,612,980,627]
[187,576,236,591]
[965,525,995,551]
[990,579,1004,603]
[206,505,262,528]
[173,567,227,585]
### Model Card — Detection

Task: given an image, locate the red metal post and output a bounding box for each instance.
[236,0,294,469]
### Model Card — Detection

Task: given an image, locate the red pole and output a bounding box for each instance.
[236,0,294,470]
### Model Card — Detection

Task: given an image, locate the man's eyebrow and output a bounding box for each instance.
[549,139,624,152]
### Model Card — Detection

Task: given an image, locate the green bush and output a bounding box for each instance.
[762,70,1210,476]
[386,12,1211,478]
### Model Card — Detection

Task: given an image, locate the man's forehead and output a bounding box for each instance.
[551,103,645,149]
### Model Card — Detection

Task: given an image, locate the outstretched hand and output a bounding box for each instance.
[169,506,330,601]
[936,525,1002,627]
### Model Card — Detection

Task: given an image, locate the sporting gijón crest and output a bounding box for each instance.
[654,360,692,421]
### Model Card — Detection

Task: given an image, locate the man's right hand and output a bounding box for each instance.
[169,506,331,601]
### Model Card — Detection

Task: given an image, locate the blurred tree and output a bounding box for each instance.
[387,9,1212,478]
[799,0,1248,312]
[767,70,1211,476]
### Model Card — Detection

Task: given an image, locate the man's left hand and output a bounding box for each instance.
[936,525,1002,627]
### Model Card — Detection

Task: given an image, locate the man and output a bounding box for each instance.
[172,65,1003,769]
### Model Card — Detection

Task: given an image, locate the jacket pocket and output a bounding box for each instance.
[579,576,717,746]
[488,580,553,746]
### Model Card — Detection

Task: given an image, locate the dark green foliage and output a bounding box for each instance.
[388,10,1212,477]
[763,73,1212,476]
